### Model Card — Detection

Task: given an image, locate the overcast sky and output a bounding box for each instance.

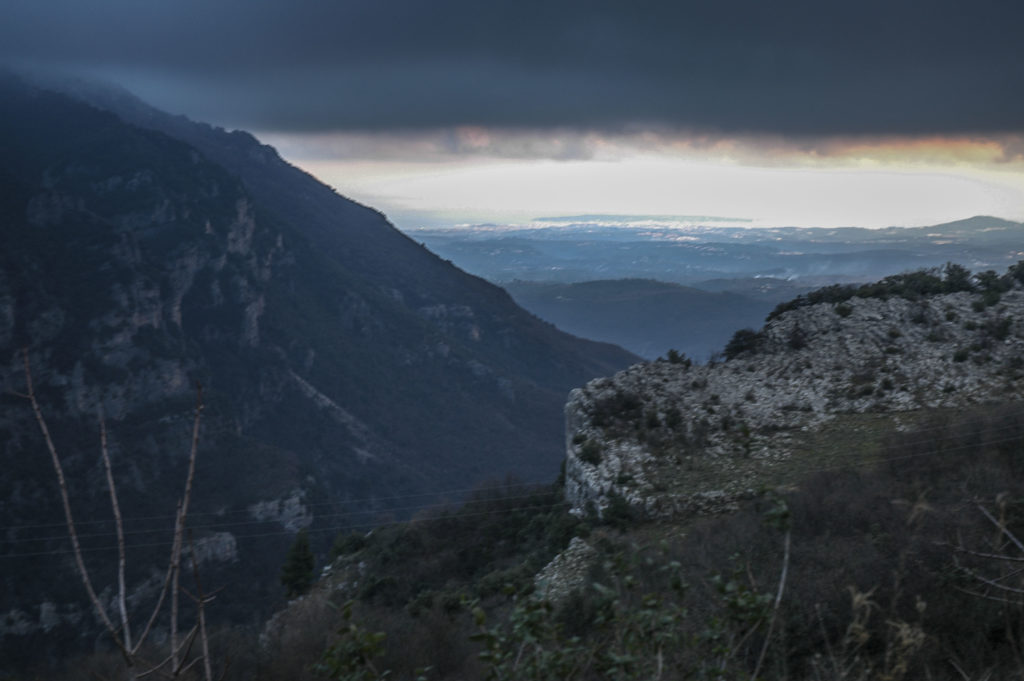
[3,0,1023,227]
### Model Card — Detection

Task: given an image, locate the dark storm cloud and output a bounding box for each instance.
[2,0,1022,135]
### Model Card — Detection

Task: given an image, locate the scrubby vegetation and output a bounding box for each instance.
[314,403,1024,681]
[767,261,1024,321]
[260,402,1024,681]
[44,404,1024,680]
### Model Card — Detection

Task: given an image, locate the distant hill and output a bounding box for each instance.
[504,279,774,360]
[0,74,637,669]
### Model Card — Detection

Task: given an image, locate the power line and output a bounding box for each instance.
[4,408,1023,554]
[0,498,572,559]
[0,477,557,532]
[1,488,568,544]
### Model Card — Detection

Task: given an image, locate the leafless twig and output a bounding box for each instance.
[19,347,214,680]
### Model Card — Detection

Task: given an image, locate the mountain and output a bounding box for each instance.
[562,267,1024,519]
[237,266,1024,681]
[504,278,775,360]
[0,74,637,669]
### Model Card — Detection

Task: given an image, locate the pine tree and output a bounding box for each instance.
[280,528,315,598]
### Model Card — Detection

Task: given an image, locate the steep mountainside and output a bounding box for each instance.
[505,278,773,360]
[564,270,1024,519]
[0,75,636,667]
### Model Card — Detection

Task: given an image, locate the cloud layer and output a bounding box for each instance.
[3,0,1023,135]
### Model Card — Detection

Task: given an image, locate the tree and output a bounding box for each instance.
[942,261,973,292]
[282,528,316,598]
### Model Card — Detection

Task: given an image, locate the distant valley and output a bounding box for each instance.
[410,215,1024,359]
[504,279,773,361]
[411,215,1024,287]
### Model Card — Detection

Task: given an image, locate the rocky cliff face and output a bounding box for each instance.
[565,283,1024,519]
[0,74,637,669]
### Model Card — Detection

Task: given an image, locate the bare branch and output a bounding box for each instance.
[947,657,971,681]
[751,528,791,681]
[174,623,201,676]
[978,503,1024,554]
[133,393,207,657]
[132,559,176,657]
[170,382,204,673]
[22,349,213,680]
[136,624,199,679]
[170,501,183,673]
[100,407,133,651]
[19,348,124,650]
[181,383,204,531]
[944,543,1024,563]
[188,531,215,681]
[958,565,1024,595]
[953,584,1024,607]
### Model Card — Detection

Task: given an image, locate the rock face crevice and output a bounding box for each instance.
[565,287,1024,519]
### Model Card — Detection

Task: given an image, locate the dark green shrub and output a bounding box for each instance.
[943,262,974,292]
[975,269,1010,293]
[666,349,692,366]
[835,303,853,317]
[281,528,316,598]
[331,531,368,560]
[645,409,661,429]
[579,439,602,466]
[787,325,808,350]
[984,290,1003,307]
[723,328,765,359]
[602,492,636,530]
[984,316,1013,341]
[1008,260,1024,286]
[590,390,644,427]
[665,407,682,429]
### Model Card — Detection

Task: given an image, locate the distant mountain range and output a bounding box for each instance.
[0,73,637,668]
[412,215,1024,360]
[409,215,1024,286]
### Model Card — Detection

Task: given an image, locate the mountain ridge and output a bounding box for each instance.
[0,73,638,668]
[563,266,1024,519]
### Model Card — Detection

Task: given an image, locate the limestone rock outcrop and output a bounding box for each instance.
[565,287,1024,519]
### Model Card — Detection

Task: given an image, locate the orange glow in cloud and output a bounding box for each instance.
[259,128,1024,229]
[812,136,1019,166]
